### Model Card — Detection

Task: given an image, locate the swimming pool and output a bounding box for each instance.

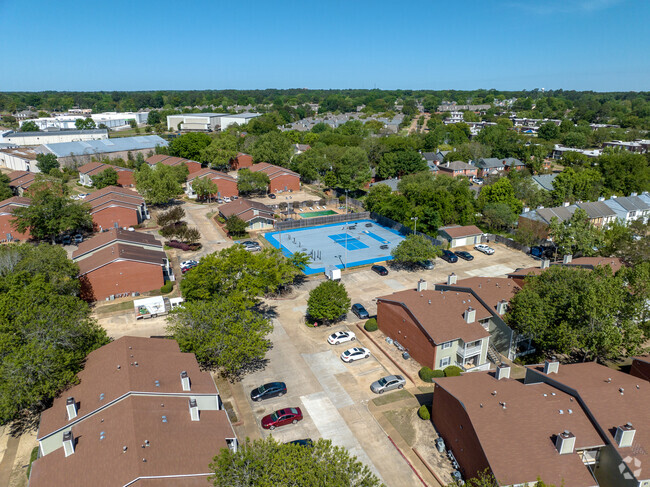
[301,210,337,218]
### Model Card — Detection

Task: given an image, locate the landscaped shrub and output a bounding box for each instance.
[364,318,378,331]
[418,405,430,420]
[444,365,463,377]
[165,240,190,251]
[160,281,173,294]
[419,367,444,382]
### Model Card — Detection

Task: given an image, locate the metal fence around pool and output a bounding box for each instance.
[274,211,371,231]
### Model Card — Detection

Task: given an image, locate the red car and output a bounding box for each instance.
[261,407,303,430]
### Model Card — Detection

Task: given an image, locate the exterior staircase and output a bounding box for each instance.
[487,343,502,366]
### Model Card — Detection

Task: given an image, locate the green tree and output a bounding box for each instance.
[192,176,219,202]
[391,234,441,265]
[324,146,372,191]
[597,151,650,195]
[537,122,560,141]
[135,164,184,205]
[376,150,428,179]
[548,208,603,257]
[209,437,382,487]
[167,297,271,377]
[250,132,293,167]
[477,178,523,215]
[226,216,248,237]
[200,133,239,170]
[91,167,119,189]
[180,246,302,302]
[307,280,351,324]
[237,168,270,195]
[11,180,92,243]
[0,244,110,424]
[20,121,39,132]
[481,202,517,231]
[35,153,59,174]
[505,265,646,361]
[147,111,161,125]
[551,168,603,204]
[169,132,212,160]
[74,117,96,130]
[0,174,13,201]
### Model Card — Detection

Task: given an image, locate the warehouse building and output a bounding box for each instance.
[0,129,108,146]
[166,113,228,132]
[0,147,40,172]
[20,112,149,131]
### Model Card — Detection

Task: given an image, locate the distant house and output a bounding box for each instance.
[292,144,311,155]
[185,168,238,199]
[531,174,558,191]
[604,194,650,224]
[377,284,491,372]
[0,196,31,242]
[518,199,619,237]
[249,163,300,193]
[0,147,39,173]
[230,153,254,170]
[219,199,275,231]
[507,256,626,287]
[78,161,135,188]
[84,186,149,231]
[6,170,37,196]
[602,139,650,153]
[145,154,202,175]
[72,228,173,301]
[437,160,478,178]
[475,157,524,178]
[369,178,400,192]
[438,225,483,248]
[30,336,238,487]
[552,145,602,160]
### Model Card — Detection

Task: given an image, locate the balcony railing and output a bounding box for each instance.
[456,343,483,359]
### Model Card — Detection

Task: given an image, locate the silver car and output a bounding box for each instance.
[370,374,406,394]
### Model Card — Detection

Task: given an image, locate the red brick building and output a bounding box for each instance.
[432,368,604,486]
[84,186,148,231]
[145,154,203,175]
[7,170,37,196]
[186,168,238,199]
[249,163,300,194]
[219,199,275,231]
[437,160,478,178]
[629,355,650,381]
[72,229,172,301]
[78,162,135,187]
[0,196,31,242]
[230,152,253,170]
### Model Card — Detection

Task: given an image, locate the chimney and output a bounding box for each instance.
[541,259,550,269]
[464,307,476,324]
[544,359,560,374]
[417,279,427,292]
[630,192,637,197]
[615,423,636,448]
[180,371,190,391]
[496,300,508,315]
[563,254,572,265]
[189,398,199,421]
[63,431,75,457]
[598,197,605,202]
[555,430,576,455]
[66,397,77,420]
[495,364,510,380]
[447,273,457,285]
[523,206,530,213]
[563,201,570,207]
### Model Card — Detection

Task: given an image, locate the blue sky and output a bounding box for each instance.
[0,0,648,91]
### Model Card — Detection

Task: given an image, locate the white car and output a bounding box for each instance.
[223,197,231,203]
[474,244,495,255]
[341,347,370,363]
[180,260,199,269]
[327,331,356,345]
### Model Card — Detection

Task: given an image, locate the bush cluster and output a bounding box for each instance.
[418,405,430,420]
[444,365,463,377]
[364,318,378,331]
[419,367,444,382]
[165,240,201,252]
[160,281,173,294]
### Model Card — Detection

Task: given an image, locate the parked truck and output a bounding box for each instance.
[134,296,184,319]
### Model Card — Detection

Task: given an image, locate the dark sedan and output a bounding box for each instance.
[250,382,287,402]
[454,251,474,261]
[351,303,370,319]
[440,250,458,263]
[371,265,388,276]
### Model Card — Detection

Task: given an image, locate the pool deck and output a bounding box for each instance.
[264,219,405,275]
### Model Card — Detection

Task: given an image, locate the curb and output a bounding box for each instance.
[413,447,446,487]
[386,436,429,487]
[356,323,416,384]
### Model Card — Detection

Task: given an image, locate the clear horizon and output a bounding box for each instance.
[1,0,648,92]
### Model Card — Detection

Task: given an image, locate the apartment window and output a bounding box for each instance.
[440,357,451,368]
[441,341,452,350]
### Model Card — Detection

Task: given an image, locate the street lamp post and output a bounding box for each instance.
[411,216,418,234]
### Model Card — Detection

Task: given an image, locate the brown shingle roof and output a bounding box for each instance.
[438,277,521,312]
[30,396,233,487]
[187,168,236,183]
[38,337,219,438]
[145,154,172,165]
[6,170,37,188]
[377,288,490,344]
[249,162,299,179]
[88,195,143,213]
[527,362,650,480]
[85,186,143,204]
[219,199,274,220]
[439,225,484,239]
[439,160,475,171]
[434,372,603,487]
[75,243,167,275]
[566,257,625,273]
[73,228,161,260]
[78,161,134,177]
[0,196,31,213]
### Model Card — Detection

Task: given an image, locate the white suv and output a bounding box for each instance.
[474,244,495,255]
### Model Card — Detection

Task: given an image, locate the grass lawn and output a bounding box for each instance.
[371,388,412,407]
[93,300,134,315]
[384,408,417,445]
[27,446,38,478]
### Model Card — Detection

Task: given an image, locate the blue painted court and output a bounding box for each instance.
[264,219,405,275]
